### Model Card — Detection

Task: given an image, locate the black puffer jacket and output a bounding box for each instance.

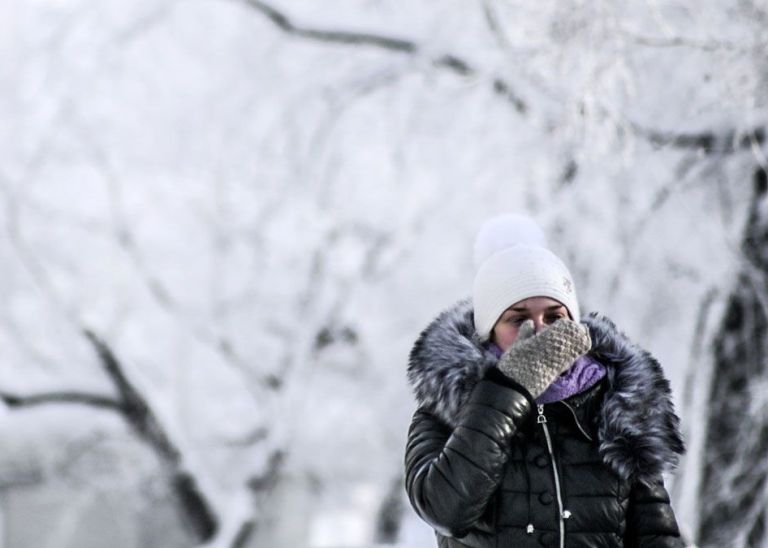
[404,300,685,548]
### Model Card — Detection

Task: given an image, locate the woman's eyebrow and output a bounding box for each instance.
[509,304,564,313]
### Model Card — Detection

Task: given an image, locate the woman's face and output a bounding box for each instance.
[491,296,570,351]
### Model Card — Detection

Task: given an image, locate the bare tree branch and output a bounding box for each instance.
[0,390,122,411]
[236,0,528,112]
[621,30,746,52]
[633,124,766,155]
[83,329,218,542]
[232,449,286,548]
[63,122,280,398]
[0,330,219,542]
[4,328,221,543]
[239,1,768,154]
[374,473,405,543]
[242,0,415,51]
[82,329,183,463]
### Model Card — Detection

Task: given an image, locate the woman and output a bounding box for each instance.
[404,215,685,547]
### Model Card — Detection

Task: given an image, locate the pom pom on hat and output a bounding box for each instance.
[472,214,580,341]
[473,214,548,268]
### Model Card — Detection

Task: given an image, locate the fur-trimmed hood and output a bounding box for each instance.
[407,298,685,483]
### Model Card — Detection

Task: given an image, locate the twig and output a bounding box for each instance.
[232,449,286,548]
[0,328,220,543]
[83,329,219,541]
[236,0,527,112]
[242,0,416,52]
[633,124,766,155]
[0,390,122,411]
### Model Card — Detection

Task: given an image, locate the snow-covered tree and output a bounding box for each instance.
[0,0,766,546]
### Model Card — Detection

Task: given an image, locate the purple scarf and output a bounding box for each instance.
[488,343,606,404]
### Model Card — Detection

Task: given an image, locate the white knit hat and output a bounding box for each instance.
[472,214,580,341]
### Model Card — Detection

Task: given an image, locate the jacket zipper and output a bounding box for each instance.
[538,404,568,548]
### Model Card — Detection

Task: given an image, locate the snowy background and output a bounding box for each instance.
[1,0,767,546]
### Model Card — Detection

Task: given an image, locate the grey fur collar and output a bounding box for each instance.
[407,298,685,483]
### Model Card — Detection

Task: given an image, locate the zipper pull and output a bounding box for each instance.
[537,404,547,424]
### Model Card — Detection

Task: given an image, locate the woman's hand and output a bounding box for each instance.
[497,318,591,398]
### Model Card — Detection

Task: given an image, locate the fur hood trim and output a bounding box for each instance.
[407,299,685,483]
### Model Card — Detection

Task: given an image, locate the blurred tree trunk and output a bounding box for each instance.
[698,168,768,547]
[373,474,404,543]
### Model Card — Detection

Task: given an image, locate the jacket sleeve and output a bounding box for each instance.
[625,475,685,548]
[403,368,533,538]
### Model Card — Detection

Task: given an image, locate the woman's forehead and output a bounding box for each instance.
[507,296,566,312]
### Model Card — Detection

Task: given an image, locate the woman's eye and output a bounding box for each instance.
[511,317,527,325]
[546,314,564,323]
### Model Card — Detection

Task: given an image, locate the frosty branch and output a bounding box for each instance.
[0,390,122,411]
[84,134,279,397]
[236,0,528,112]
[241,0,414,51]
[231,449,286,548]
[82,329,181,461]
[240,1,768,155]
[0,327,219,544]
[633,124,766,155]
[83,329,219,542]
[621,29,746,53]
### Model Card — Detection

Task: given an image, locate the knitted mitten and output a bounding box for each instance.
[497,318,592,399]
